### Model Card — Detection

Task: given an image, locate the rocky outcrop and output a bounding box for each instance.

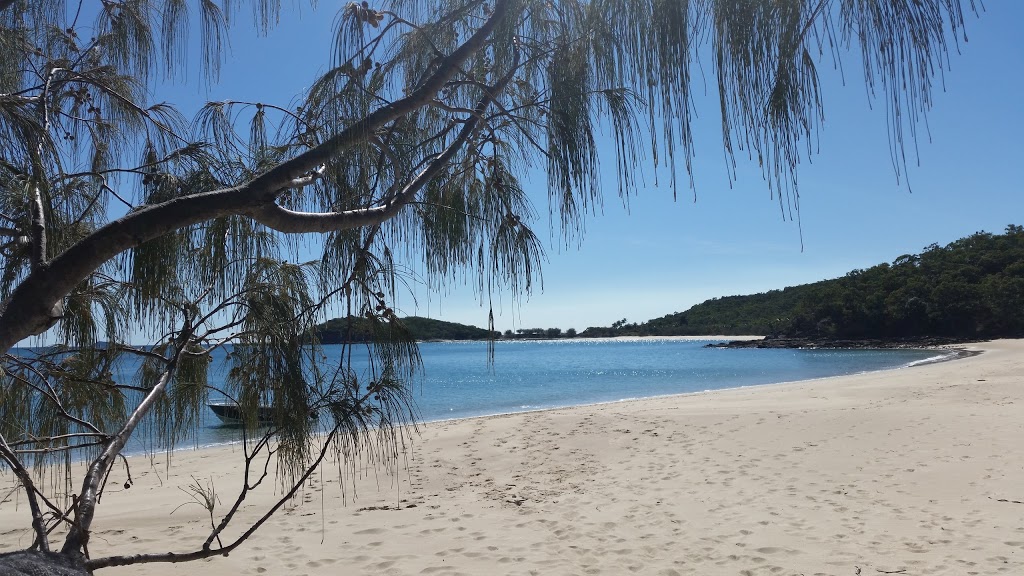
[706,336,981,350]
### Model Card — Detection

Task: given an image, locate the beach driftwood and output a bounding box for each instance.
[0,551,88,576]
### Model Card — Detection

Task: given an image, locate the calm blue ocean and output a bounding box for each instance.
[142,338,943,451]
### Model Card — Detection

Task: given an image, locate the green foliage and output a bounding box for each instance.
[619,226,1024,339]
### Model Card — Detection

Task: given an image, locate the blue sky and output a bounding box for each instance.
[155,1,1024,333]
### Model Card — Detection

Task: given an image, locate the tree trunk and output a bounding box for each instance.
[0,551,89,576]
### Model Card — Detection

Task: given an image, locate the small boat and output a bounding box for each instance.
[207,401,317,425]
[207,401,276,425]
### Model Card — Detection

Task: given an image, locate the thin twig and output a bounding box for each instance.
[0,433,51,551]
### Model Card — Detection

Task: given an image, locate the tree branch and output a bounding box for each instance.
[28,68,55,271]
[13,441,106,456]
[60,323,194,556]
[9,432,109,448]
[201,428,277,550]
[28,182,47,269]
[0,433,50,552]
[0,0,512,353]
[0,94,38,105]
[2,356,104,435]
[243,0,510,201]
[248,43,521,234]
[86,426,342,570]
[87,348,403,569]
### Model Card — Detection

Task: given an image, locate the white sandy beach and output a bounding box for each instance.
[3,339,1023,575]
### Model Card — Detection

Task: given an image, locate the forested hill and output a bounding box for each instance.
[314,316,495,343]
[602,225,1024,340]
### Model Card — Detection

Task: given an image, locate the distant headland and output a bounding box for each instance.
[313,225,1024,346]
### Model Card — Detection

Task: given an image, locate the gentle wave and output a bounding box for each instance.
[903,352,956,368]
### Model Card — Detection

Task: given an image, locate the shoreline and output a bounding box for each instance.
[397,345,966,430]
[4,340,1021,576]
[419,334,768,344]
[112,343,967,460]
[50,340,952,462]
[708,334,988,350]
[139,342,961,456]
